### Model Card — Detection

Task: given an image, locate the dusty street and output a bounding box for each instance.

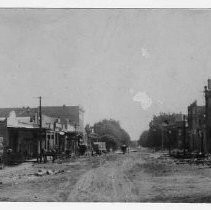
[1,148,211,202]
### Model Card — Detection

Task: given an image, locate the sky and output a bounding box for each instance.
[0,9,211,140]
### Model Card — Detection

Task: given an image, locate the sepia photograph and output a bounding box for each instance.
[0,4,211,204]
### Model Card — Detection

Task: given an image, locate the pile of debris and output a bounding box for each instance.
[34,169,64,177]
[170,152,211,166]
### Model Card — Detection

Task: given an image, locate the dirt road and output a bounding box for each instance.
[1,148,211,202]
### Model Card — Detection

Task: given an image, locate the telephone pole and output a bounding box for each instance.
[39,96,42,128]
[37,96,42,163]
[183,115,186,156]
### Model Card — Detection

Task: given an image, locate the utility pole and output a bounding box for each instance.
[183,115,186,156]
[39,96,42,129]
[37,96,42,163]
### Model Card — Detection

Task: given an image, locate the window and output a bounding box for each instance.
[47,140,50,150]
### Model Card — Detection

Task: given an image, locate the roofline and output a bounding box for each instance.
[0,105,84,109]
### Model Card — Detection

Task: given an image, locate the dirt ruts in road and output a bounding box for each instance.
[2,149,211,202]
[67,149,211,202]
[67,152,146,202]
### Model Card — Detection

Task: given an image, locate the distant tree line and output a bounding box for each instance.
[86,119,131,151]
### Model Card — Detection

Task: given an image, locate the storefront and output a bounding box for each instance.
[7,127,40,158]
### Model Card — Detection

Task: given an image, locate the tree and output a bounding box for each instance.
[138,130,149,147]
[93,119,131,149]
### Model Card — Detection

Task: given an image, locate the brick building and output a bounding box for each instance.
[187,101,206,153]
[164,114,187,153]
[204,81,211,153]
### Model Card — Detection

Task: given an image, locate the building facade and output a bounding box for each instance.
[0,111,41,159]
[164,114,187,153]
[205,83,211,153]
[187,101,206,153]
[0,105,85,160]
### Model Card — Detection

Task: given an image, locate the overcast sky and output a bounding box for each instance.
[0,9,211,139]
